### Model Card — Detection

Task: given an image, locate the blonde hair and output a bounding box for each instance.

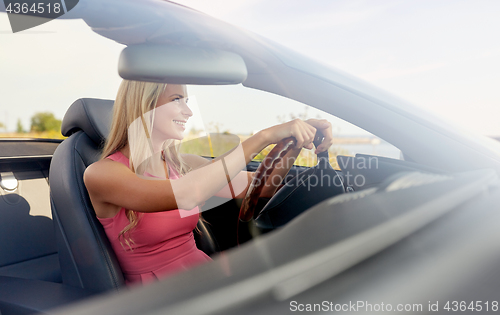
[101,80,192,249]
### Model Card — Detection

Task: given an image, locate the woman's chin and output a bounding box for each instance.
[172,133,185,141]
[153,130,184,141]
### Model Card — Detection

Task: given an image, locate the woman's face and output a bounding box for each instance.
[151,84,192,143]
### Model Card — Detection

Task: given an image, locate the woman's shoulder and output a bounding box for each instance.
[84,154,131,189]
[84,154,133,218]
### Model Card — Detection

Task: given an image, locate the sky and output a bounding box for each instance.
[172,0,500,136]
[1,0,499,136]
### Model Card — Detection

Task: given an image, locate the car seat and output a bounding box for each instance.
[49,98,218,293]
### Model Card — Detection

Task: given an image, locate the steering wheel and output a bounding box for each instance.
[238,136,297,222]
[239,132,345,232]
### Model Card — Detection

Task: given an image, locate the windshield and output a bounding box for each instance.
[2,1,500,314]
[182,84,401,169]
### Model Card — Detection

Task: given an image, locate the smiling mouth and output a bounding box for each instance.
[173,120,186,127]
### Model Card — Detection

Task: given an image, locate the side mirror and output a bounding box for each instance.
[118,45,248,84]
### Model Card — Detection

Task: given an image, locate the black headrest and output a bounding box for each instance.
[61,98,114,144]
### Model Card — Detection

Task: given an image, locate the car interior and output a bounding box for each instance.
[3,1,500,314]
[3,30,489,313]
[0,86,456,314]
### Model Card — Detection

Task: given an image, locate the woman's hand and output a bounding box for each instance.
[261,118,317,150]
[305,119,334,154]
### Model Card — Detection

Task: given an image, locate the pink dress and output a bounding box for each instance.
[97,151,212,285]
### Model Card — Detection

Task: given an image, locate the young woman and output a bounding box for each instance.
[84,80,333,285]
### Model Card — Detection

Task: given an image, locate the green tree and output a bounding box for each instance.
[16,119,24,133]
[30,112,62,132]
[0,121,4,130]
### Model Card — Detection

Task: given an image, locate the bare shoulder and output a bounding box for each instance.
[85,158,127,182]
[181,153,211,170]
[83,158,132,196]
[84,159,130,218]
[84,156,180,216]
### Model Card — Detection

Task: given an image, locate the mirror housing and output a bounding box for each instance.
[118,45,248,84]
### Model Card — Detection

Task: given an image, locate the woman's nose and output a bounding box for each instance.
[181,100,193,117]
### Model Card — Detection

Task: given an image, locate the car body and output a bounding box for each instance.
[1,0,500,314]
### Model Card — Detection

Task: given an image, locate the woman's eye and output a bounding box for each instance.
[173,98,181,102]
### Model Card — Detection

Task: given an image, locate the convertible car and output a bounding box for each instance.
[2,0,500,314]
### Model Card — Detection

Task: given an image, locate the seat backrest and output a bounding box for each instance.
[50,98,219,292]
[50,98,125,292]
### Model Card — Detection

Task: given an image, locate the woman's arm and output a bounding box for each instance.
[182,119,334,200]
[85,131,268,216]
[260,119,334,198]
[181,153,253,199]
[85,119,318,217]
